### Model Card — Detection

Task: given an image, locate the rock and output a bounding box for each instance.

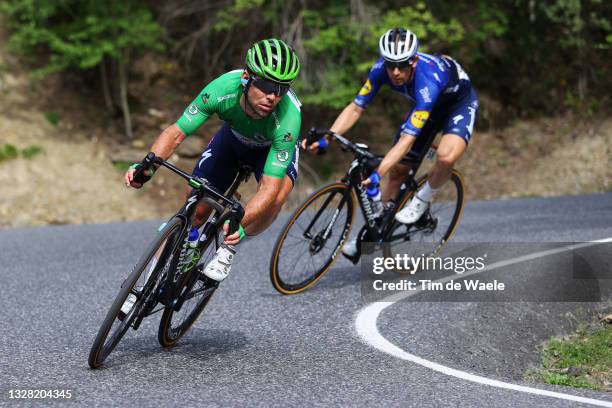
[131,139,146,148]
[567,366,582,377]
[110,149,146,164]
[176,137,205,158]
[148,108,165,119]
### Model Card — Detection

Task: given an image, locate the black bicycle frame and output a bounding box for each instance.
[131,153,248,323]
[300,128,438,248]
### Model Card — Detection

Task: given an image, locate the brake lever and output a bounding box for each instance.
[133,152,156,184]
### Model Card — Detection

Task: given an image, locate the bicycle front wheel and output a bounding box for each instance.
[383,169,465,268]
[270,182,355,295]
[157,228,221,348]
[88,217,184,368]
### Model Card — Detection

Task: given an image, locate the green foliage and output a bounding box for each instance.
[300,2,465,109]
[44,112,60,125]
[2,0,611,117]
[0,144,45,161]
[535,324,612,391]
[21,145,44,159]
[0,144,19,162]
[0,0,164,78]
[213,0,266,32]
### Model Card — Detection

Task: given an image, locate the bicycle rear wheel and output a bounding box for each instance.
[383,170,465,269]
[270,182,355,295]
[88,217,184,368]
[157,228,221,347]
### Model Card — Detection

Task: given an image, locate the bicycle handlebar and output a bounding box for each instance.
[134,152,245,234]
[307,128,379,162]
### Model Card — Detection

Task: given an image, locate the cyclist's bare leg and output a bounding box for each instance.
[244,174,293,236]
[184,187,213,227]
[379,134,416,202]
[381,162,411,202]
[427,133,466,188]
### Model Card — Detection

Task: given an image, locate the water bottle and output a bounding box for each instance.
[367,185,383,218]
[178,227,200,272]
[187,226,199,249]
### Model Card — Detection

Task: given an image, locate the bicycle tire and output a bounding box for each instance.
[270,182,355,295]
[88,217,185,368]
[157,228,220,348]
[383,169,465,269]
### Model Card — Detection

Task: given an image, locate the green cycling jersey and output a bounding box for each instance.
[176,70,302,179]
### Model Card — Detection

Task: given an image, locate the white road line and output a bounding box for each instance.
[355,238,612,407]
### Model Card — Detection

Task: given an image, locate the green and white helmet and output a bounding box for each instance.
[245,39,300,84]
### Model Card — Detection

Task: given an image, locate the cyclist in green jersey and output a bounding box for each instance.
[124,39,302,281]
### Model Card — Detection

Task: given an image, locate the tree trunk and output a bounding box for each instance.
[100,58,115,114]
[118,50,133,139]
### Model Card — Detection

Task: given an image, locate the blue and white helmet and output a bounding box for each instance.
[379,28,418,62]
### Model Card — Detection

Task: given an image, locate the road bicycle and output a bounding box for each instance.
[89,152,246,368]
[270,129,465,295]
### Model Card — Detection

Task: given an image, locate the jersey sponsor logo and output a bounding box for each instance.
[188,104,199,115]
[201,93,210,104]
[410,110,429,129]
[217,94,236,102]
[419,87,431,103]
[358,80,372,96]
[400,125,418,136]
[277,150,290,162]
[231,129,271,147]
[197,148,212,167]
[467,106,477,135]
[452,114,464,125]
[443,84,460,94]
[282,132,293,142]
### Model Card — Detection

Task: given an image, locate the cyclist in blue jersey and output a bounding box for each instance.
[304,28,478,258]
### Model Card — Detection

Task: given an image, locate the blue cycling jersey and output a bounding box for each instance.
[353,52,472,138]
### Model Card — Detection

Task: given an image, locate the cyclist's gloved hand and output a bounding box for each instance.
[301,127,329,155]
[126,163,155,188]
[362,170,381,187]
[223,219,245,245]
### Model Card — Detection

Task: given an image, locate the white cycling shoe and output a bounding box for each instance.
[341,237,358,258]
[203,244,236,282]
[395,196,430,224]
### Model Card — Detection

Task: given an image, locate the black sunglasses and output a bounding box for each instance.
[384,58,414,70]
[251,77,290,96]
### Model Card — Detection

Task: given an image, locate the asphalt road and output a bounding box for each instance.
[1,193,611,407]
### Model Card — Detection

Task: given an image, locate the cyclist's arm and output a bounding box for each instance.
[150,124,187,160]
[305,61,383,150]
[334,62,384,135]
[330,102,364,135]
[304,103,362,151]
[125,124,187,188]
[240,175,285,233]
[375,134,415,178]
[370,74,442,181]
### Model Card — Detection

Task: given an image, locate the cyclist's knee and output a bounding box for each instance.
[436,134,467,168]
[193,202,212,226]
[435,153,455,169]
